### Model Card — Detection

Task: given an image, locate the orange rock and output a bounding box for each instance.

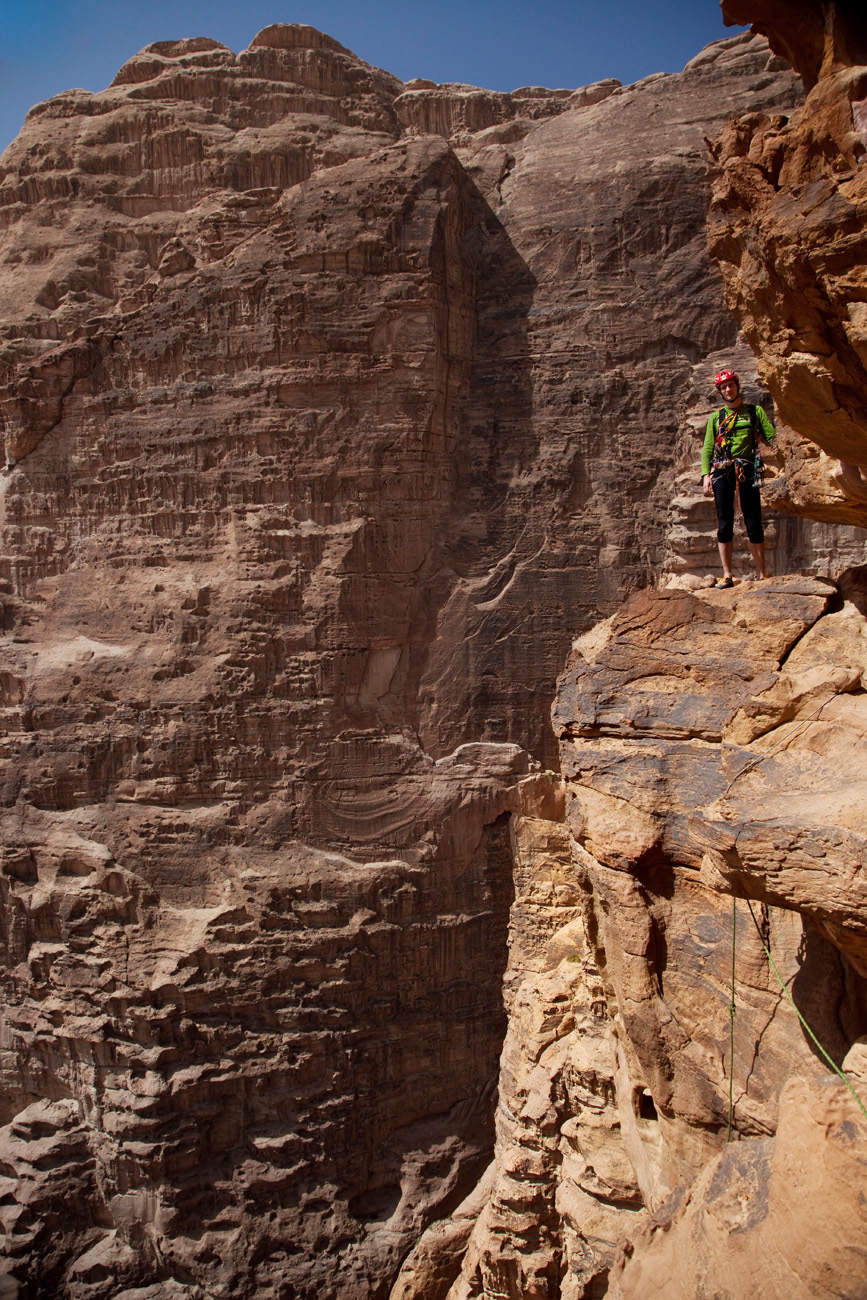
[710,1,867,523]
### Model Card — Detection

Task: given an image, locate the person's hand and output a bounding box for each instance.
[702,474,712,497]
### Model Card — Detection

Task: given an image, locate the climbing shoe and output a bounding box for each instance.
[715,576,733,589]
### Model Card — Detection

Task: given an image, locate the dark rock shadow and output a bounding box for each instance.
[790,917,867,1068]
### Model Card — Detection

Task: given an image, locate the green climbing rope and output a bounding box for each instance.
[721,697,831,800]
[721,696,867,1131]
[727,892,867,1133]
[742,896,867,1122]
[727,894,737,1142]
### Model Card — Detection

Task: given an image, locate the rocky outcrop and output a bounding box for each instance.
[396,574,867,1298]
[608,1061,867,1299]
[709,0,867,523]
[393,79,620,146]
[548,577,867,1298]
[0,20,865,1300]
[554,576,867,971]
[721,0,867,91]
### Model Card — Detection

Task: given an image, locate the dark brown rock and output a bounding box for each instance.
[0,21,861,1299]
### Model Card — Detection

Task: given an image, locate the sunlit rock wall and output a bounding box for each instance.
[0,21,860,1300]
[396,575,867,1300]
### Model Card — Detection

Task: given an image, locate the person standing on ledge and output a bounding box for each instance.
[701,368,776,588]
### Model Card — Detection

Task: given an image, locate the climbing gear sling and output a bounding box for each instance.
[711,404,765,487]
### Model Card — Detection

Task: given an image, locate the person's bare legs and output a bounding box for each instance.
[717,540,733,578]
[749,541,767,579]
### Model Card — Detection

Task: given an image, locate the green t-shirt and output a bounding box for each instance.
[702,403,775,476]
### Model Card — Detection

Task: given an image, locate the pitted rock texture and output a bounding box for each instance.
[0,21,859,1300]
[608,1070,867,1300]
[0,756,541,1298]
[396,577,867,1300]
[444,817,645,1300]
[528,576,867,1298]
[708,0,867,524]
[391,805,647,1300]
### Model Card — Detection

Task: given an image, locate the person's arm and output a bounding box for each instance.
[701,413,716,494]
[755,405,776,444]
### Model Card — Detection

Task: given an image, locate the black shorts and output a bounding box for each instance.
[712,464,764,544]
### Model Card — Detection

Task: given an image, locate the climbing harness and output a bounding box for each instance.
[711,404,765,487]
[726,894,867,1140]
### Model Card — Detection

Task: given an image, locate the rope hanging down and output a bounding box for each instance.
[727,894,737,1142]
[726,895,867,1141]
[719,695,867,1134]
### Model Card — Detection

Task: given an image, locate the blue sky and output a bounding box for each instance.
[0,0,745,155]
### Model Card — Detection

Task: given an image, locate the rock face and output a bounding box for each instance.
[411,576,866,1299]
[709,0,867,523]
[607,1067,867,1299]
[0,21,865,1300]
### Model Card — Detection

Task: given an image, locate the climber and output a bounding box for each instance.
[701,369,775,587]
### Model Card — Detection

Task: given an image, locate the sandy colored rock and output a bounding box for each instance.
[548,575,867,1297]
[441,810,645,1300]
[554,578,867,966]
[608,1074,867,1300]
[440,563,867,1297]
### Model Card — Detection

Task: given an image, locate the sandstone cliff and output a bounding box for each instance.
[394,3,867,1294]
[397,574,867,1300]
[709,0,867,523]
[0,18,864,1300]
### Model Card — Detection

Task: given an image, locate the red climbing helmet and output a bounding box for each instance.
[714,369,739,389]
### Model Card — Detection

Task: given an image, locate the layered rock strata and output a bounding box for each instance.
[0,20,863,1300]
[396,575,867,1298]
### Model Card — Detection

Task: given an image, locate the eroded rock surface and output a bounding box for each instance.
[540,577,867,1297]
[709,0,867,523]
[0,20,863,1300]
[608,1070,867,1299]
[396,576,867,1300]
